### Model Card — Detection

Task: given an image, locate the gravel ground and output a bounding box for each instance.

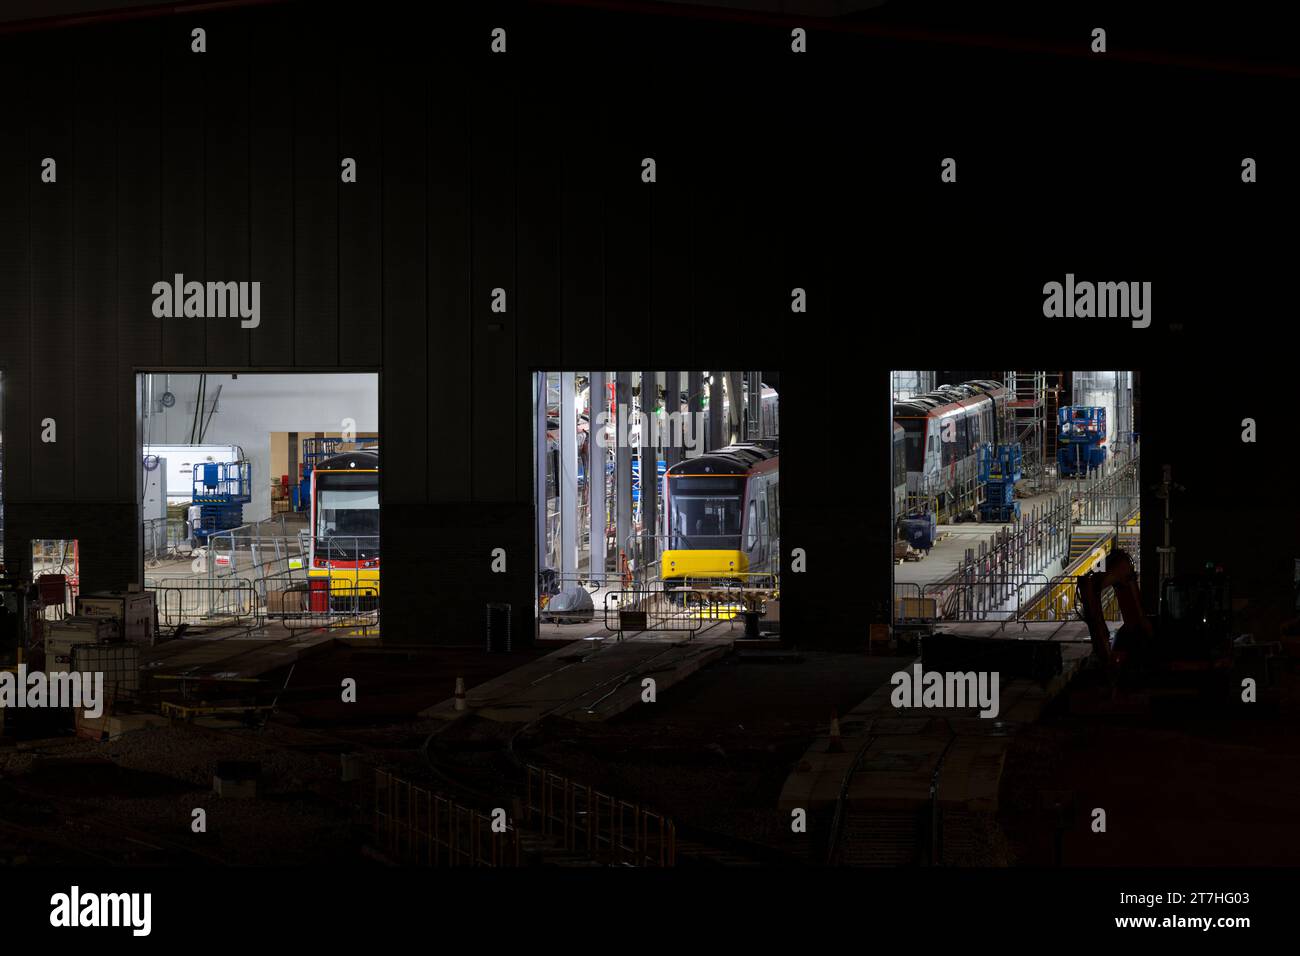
[0,640,567,865]
[1,723,371,864]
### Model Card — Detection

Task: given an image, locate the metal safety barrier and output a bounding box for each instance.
[201,516,322,599]
[262,565,380,633]
[145,576,261,633]
[524,765,675,867]
[142,516,191,566]
[896,456,1141,624]
[1068,457,1141,525]
[922,573,1051,623]
[892,582,934,623]
[602,589,708,637]
[1018,531,1141,623]
[1019,572,1124,623]
[373,770,520,867]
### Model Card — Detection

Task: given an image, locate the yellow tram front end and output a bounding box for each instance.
[660,445,778,588]
[307,450,380,613]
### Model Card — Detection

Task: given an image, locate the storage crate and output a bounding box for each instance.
[72,642,140,697]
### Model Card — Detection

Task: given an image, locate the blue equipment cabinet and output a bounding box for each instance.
[901,512,937,551]
[1056,406,1107,477]
[978,442,1022,523]
[190,460,252,543]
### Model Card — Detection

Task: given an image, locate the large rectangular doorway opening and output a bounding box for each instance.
[891,370,1140,628]
[30,539,79,618]
[532,371,781,643]
[135,372,380,636]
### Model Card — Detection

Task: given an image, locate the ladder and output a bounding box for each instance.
[1003,371,1063,480]
[1043,371,1063,465]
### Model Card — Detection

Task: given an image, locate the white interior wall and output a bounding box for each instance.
[141,373,379,523]
[1073,370,1133,459]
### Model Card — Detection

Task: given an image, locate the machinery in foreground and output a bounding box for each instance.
[1075,549,1277,705]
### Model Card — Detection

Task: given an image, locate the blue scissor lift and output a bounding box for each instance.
[978,442,1023,523]
[191,461,252,544]
[1057,406,1107,478]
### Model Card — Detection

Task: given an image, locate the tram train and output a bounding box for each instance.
[893,379,1010,519]
[308,449,380,611]
[660,443,779,585]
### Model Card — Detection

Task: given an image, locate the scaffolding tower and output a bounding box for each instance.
[1003,370,1063,481]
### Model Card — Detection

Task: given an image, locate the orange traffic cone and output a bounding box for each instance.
[828,710,843,753]
[454,676,466,712]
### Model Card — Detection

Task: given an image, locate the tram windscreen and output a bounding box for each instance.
[315,472,380,560]
[900,418,925,471]
[668,483,743,550]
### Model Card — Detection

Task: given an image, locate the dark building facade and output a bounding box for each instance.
[0,3,848,644]
[1,1,1294,645]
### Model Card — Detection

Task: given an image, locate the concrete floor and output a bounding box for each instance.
[421,626,738,724]
[138,624,335,686]
[780,621,1101,816]
[894,489,1069,591]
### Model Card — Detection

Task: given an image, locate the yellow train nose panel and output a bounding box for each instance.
[661,549,750,580]
[308,568,381,595]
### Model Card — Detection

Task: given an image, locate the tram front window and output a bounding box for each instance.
[669,494,743,550]
[316,474,379,560]
[900,419,925,471]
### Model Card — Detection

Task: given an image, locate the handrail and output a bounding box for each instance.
[895,455,1140,624]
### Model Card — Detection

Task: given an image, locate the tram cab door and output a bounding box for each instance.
[744,477,769,572]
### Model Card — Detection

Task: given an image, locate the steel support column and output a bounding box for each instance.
[588,371,607,583]
[536,372,551,572]
[707,372,723,452]
[616,372,633,577]
[688,370,705,458]
[664,371,684,470]
[560,372,579,581]
[728,372,744,445]
[641,370,659,567]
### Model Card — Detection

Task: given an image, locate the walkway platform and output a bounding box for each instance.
[420,628,736,724]
[137,624,336,687]
[893,489,1063,591]
[778,620,1103,813]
